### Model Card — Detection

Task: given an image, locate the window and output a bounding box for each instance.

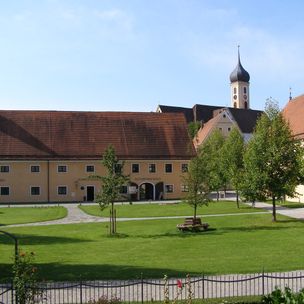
[31,165,40,173]
[233,102,237,108]
[181,185,189,192]
[219,127,222,131]
[233,87,237,94]
[0,187,9,196]
[228,127,231,131]
[0,165,9,173]
[114,164,122,174]
[86,165,95,173]
[165,184,174,193]
[244,87,247,94]
[31,186,40,196]
[132,164,140,173]
[149,164,156,173]
[165,164,172,173]
[244,101,248,109]
[58,186,67,195]
[181,164,188,173]
[57,165,67,173]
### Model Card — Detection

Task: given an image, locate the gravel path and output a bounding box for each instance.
[2,200,304,228]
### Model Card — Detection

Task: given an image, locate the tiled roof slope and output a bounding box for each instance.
[282,95,304,139]
[228,108,263,133]
[158,105,194,123]
[0,111,196,160]
[159,104,263,133]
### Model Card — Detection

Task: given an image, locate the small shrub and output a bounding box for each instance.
[262,286,304,304]
[13,251,42,304]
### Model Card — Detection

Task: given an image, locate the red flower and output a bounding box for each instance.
[177,279,183,289]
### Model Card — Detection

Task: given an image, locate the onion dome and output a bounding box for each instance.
[230,48,250,83]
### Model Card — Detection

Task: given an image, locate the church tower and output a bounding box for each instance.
[230,47,250,109]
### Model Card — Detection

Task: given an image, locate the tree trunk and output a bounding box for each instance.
[272,195,276,222]
[236,189,240,209]
[194,204,197,220]
[111,202,115,234]
[217,190,219,202]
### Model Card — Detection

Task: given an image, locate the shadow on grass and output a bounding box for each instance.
[276,218,304,223]
[0,234,90,245]
[0,263,211,282]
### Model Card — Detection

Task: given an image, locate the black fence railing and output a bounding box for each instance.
[1,271,304,304]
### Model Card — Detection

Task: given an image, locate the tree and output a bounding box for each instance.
[188,121,201,139]
[222,127,245,208]
[242,99,304,221]
[183,156,210,220]
[199,129,226,200]
[93,145,129,234]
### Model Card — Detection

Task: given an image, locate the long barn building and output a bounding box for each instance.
[0,111,195,203]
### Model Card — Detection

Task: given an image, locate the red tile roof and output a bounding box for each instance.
[0,111,196,160]
[282,95,304,139]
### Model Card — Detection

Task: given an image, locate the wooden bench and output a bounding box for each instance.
[177,217,209,232]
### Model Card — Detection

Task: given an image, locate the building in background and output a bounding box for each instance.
[0,111,195,203]
[282,94,304,202]
[157,51,262,149]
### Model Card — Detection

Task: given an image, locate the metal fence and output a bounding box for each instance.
[1,271,304,304]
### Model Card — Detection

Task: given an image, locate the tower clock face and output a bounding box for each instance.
[233,95,237,100]
[243,95,247,100]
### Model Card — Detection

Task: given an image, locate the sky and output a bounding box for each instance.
[0,0,303,112]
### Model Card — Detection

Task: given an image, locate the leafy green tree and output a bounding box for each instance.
[93,145,129,234]
[222,127,245,208]
[188,121,201,139]
[243,100,304,221]
[199,129,226,200]
[183,156,210,219]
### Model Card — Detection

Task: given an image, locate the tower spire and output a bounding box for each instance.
[289,87,292,101]
[230,47,250,109]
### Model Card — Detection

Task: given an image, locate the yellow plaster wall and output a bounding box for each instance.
[0,159,190,203]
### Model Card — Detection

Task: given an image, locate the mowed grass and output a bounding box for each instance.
[0,206,67,225]
[1,212,304,282]
[276,201,304,209]
[79,201,262,218]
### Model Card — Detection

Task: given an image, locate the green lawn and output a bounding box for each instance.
[276,201,304,209]
[1,212,304,282]
[79,201,262,218]
[0,206,67,225]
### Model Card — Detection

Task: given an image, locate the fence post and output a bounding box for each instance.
[80,276,83,304]
[262,268,265,296]
[141,273,144,304]
[202,274,205,299]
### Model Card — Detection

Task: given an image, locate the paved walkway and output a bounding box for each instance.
[3,202,270,228]
[2,200,304,228]
[244,201,304,220]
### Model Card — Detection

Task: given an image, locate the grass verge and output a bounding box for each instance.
[0,206,67,226]
[0,212,303,282]
[79,201,262,218]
